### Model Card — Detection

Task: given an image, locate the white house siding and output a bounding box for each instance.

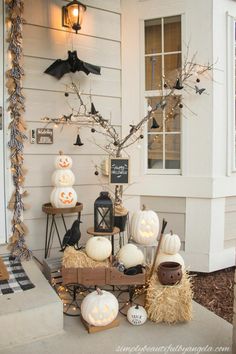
[18,0,123,259]
[121,0,236,271]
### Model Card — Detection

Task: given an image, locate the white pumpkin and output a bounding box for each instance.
[117,243,144,268]
[54,152,72,170]
[155,252,185,269]
[85,237,112,261]
[131,209,159,245]
[127,305,147,325]
[50,187,77,208]
[52,169,75,187]
[161,231,181,255]
[81,288,119,326]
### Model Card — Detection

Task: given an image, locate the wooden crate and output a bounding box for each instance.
[62,266,106,286]
[106,267,145,285]
[43,257,62,285]
[81,316,120,333]
[62,266,146,286]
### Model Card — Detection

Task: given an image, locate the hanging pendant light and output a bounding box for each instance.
[62,0,87,33]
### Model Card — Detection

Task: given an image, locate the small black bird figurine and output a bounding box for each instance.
[73,134,84,146]
[61,220,82,251]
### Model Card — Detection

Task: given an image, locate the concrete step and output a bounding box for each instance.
[0,259,63,350]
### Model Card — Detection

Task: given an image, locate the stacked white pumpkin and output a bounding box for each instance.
[50,151,78,208]
[157,230,185,268]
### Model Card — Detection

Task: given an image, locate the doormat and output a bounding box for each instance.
[0,255,35,295]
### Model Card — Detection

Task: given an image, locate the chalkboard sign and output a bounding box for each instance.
[36,128,53,144]
[109,158,129,185]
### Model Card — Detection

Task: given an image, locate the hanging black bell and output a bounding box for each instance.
[89,102,99,115]
[73,134,84,146]
[173,78,183,90]
[151,118,159,129]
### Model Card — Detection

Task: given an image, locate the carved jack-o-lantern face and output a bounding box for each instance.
[131,209,159,245]
[55,154,73,170]
[52,170,75,187]
[81,289,119,327]
[50,187,77,208]
[60,191,74,205]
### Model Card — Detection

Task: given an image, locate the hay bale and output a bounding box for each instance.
[62,247,110,268]
[145,271,193,324]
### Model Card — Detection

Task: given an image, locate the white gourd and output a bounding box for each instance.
[161,231,181,255]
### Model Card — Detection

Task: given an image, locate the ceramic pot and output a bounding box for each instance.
[157,261,182,286]
[114,214,128,232]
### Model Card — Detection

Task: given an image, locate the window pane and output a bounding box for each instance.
[164,16,181,53]
[147,97,163,132]
[165,134,180,169]
[165,96,181,132]
[164,54,182,85]
[148,134,163,169]
[145,56,162,90]
[145,19,162,54]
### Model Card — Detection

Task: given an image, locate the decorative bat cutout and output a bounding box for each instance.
[195,85,206,95]
[44,50,101,79]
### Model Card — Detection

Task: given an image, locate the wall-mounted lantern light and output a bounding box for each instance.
[62,0,86,33]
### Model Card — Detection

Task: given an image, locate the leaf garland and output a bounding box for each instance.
[6,0,30,260]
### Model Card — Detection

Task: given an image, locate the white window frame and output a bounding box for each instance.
[144,15,183,175]
[227,12,236,175]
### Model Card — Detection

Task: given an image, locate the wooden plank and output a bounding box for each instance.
[24,89,121,126]
[23,57,121,98]
[23,25,121,69]
[24,154,109,188]
[0,258,9,281]
[141,196,186,213]
[24,0,121,41]
[225,212,236,241]
[81,317,120,333]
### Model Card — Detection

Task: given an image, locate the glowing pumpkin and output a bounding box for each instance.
[54,151,72,170]
[131,208,159,245]
[50,187,77,208]
[161,231,181,255]
[52,169,75,187]
[117,243,144,268]
[81,288,119,326]
[85,237,112,261]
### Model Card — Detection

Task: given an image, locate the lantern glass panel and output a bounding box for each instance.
[94,192,114,233]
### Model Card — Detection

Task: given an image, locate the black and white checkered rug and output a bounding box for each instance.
[0,255,35,295]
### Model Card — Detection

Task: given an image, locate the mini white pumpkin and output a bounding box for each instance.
[85,237,112,261]
[117,243,144,268]
[127,305,147,325]
[155,251,185,269]
[54,151,72,170]
[50,187,77,208]
[131,208,159,245]
[52,169,75,187]
[81,288,119,326]
[161,230,181,255]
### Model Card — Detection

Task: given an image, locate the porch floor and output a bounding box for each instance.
[0,298,232,354]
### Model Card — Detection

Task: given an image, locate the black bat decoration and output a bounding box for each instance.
[60,219,82,251]
[44,50,101,79]
[195,85,206,95]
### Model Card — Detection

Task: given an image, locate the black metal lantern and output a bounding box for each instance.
[94,192,114,233]
[62,0,86,33]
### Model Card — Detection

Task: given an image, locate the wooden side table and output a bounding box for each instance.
[42,202,83,259]
[87,227,120,255]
